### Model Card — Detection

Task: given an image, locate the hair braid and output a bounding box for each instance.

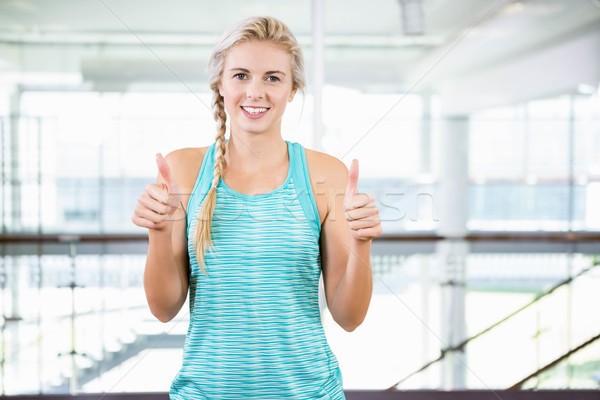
[194,91,227,273]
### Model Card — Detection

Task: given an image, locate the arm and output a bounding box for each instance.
[132,150,200,322]
[319,158,382,332]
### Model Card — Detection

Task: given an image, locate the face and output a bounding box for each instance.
[218,40,297,138]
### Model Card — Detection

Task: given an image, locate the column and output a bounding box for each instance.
[9,87,22,231]
[420,90,432,175]
[437,115,469,389]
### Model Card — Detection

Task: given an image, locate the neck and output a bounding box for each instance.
[225,131,287,168]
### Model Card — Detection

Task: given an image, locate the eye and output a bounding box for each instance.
[266,76,280,83]
[234,73,247,80]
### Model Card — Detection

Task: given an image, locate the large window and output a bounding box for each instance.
[2,90,600,234]
[469,94,600,231]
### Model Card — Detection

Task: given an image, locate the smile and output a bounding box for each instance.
[241,106,269,115]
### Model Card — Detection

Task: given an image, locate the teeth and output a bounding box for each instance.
[243,106,268,114]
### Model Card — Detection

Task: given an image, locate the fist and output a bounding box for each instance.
[343,159,382,241]
[131,154,184,231]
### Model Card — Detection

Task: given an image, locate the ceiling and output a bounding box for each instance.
[0,0,599,108]
[0,0,493,37]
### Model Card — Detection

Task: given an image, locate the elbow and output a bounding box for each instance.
[337,315,366,332]
[145,288,186,323]
[147,301,177,323]
[341,320,362,332]
[330,302,369,332]
[154,312,175,323]
[152,308,176,323]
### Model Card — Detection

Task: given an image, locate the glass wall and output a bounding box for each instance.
[469,94,600,231]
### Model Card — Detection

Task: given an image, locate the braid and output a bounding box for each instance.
[194,91,227,273]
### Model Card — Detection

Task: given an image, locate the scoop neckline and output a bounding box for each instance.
[219,141,293,200]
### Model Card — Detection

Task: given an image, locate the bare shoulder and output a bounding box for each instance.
[305,148,348,191]
[164,146,209,201]
[304,148,349,224]
[165,147,208,168]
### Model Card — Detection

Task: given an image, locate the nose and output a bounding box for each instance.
[246,79,264,99]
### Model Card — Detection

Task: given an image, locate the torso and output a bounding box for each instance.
[171,141,345,399]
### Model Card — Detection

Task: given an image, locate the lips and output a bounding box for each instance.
[241,106,269,119]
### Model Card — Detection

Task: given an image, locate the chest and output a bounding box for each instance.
[222,163,289,196]
[194,186,322,283]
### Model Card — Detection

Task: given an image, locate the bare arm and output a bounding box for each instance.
[132,150,201,322]
[318,157,382,332]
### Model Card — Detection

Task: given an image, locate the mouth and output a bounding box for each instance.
[241,106,269,116]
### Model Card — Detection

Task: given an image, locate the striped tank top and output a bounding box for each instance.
[170,141,345,399]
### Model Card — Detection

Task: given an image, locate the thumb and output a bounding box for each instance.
[345,159,359,200]
[156,153,175,192]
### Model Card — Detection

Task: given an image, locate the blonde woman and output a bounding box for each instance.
[132,16,382,399]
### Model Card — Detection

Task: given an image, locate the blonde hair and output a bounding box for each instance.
[194,16,306,273]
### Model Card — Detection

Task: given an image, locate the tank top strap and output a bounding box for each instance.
[288,141,321,236]
[186,142,216,237]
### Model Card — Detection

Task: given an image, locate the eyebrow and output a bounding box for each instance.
[229,68,286,76]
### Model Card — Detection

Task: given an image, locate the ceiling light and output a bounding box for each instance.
[502,1,524,14]
[577,83,597,95]
[398,0,424,36]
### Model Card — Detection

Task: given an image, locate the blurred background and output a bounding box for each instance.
[1,0,600,396]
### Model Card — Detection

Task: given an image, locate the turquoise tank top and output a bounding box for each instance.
[170,141,345,399]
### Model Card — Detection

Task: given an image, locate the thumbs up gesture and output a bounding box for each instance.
[131,154,184,231]
[343,159,382,241]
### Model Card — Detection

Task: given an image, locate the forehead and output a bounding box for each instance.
[224,40,292,73]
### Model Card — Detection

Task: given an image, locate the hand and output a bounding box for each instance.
[131,154,183,231]
[343,159,382,241]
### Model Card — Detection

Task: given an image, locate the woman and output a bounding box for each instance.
[132,16,381,399]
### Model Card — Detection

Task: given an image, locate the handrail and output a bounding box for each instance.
[387,260,600,390]
[1,231,600,243]
[2,305,149,325]
[0,233,149,242]
[377,232,600,242]
[510,332,600,390]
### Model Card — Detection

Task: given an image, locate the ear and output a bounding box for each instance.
[218,82,224,97]
[288,88,297,102]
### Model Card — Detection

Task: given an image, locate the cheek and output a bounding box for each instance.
[222,90,241,108]
[277,92,293,106]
